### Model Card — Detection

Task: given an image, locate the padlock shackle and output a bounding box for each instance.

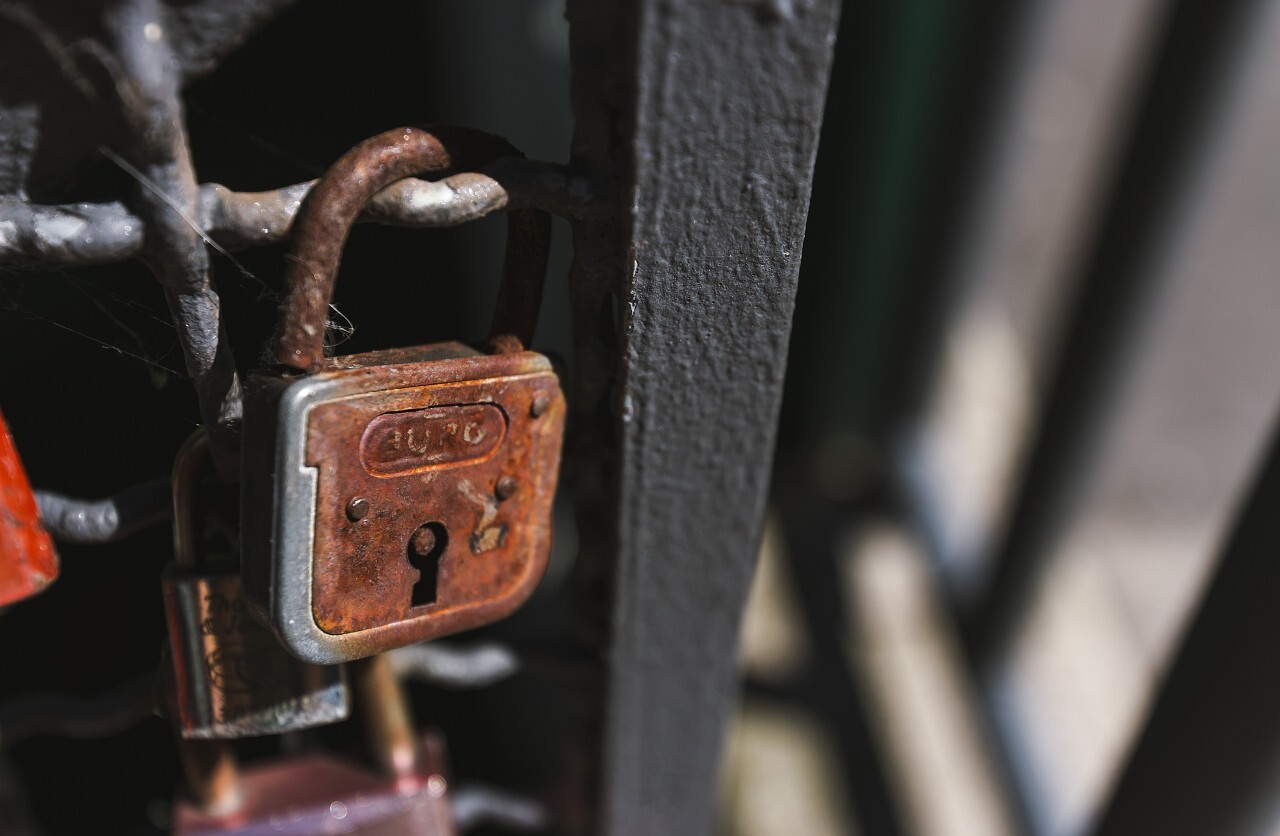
[274,126,552,372]
[172,431,211,571]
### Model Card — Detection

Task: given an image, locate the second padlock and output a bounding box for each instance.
[163,433,348,738]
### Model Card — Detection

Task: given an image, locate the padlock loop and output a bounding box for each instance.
[274,126,552,373]
[171,431,211,571]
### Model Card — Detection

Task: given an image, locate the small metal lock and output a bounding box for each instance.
[0,407,58,610]
[163,433,349,738]
[242,126,565,665]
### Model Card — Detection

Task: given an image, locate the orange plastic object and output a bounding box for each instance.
[0,408,58,608]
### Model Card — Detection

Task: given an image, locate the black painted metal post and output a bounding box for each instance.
[564,2,840,833]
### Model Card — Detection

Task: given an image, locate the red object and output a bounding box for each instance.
[0,408,58,608]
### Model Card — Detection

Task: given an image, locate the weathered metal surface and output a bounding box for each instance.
[34,477,170,544]
[359,404,506,477]
[102,0,245,479]
[163,572,350,738]
[0,0,294,197]
[305,353,561,636]
[563,1,840,833]
[0,159,588,265]
[163,433,348,739]
[242,345,565,663]
[274,126,551,368]
[173,736,455,836]
[386,641,519,690]
[0,407,58,609]
[0,0,290,481]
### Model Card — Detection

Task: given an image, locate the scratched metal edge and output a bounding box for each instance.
[595,2,842,835]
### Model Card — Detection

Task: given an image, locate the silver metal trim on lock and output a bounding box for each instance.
[265,374,461,665]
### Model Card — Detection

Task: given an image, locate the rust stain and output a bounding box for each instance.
[305,349,565,637]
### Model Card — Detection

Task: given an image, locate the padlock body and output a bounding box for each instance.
[242,342,565,664]
[162,570,348,738]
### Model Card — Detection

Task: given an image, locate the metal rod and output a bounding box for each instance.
[387,641,520,690]
[105,0,242,479]
[351,654,419,782]
[34,478,170,545]
[0,159,586,266]
[452,785,548,832]
[177,739,242,816]
[273,126,552,371]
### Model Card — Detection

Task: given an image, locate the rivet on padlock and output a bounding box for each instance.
[241,126,566,665]
[162,432,349,738]
[0,407,58,610]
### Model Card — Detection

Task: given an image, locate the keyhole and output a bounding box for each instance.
[408,522,448,607]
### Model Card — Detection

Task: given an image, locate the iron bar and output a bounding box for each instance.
[564,1,840,833]
[0,159,585,266]
[387,641,520,690]
[451,785,547,832]
[34,477,170,544]
[350,654,419,784]
[105,0,242,479]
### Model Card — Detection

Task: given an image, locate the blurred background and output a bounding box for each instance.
[2,0,1280,834]
[744,0,1280,834]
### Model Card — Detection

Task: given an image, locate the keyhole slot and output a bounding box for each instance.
[408,522,448,608]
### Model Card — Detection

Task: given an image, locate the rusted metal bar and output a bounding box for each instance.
[0,159,586,266]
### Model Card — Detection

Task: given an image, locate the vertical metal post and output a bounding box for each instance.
[565,2,840,833]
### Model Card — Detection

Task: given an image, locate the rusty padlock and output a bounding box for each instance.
[242,127,565,665]
[0,407,58,609]
[163,432,349,737]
